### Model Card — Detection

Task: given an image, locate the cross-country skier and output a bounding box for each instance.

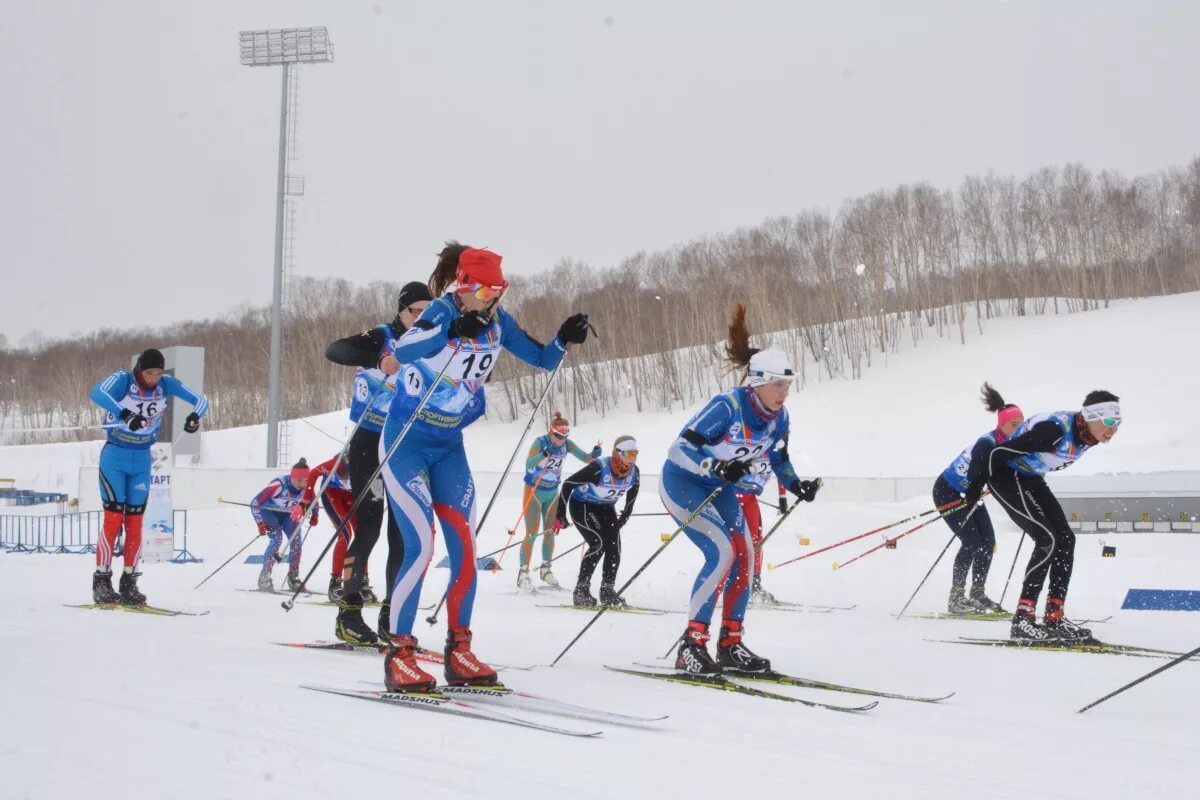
[934,382,1023,614]
[555,436,640,608]
[295,452,356,601]
[88,348,207,605]
[660,304,821,677]
[325,281,433,643]
[960,390,1122,643]
[516,413,600,593]
[379,243,591,693]
[250,459,311,592]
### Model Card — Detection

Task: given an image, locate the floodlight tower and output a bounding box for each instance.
[239,27,333,467]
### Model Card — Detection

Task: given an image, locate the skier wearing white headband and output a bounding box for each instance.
[959,389,1122,644]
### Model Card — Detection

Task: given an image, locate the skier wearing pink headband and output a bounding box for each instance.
[933,383,1023,615]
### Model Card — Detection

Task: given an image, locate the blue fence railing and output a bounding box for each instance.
[0,510,197,562]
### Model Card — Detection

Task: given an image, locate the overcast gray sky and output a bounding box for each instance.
[2,0,1197,344]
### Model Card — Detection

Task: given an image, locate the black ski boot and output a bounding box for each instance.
[335,593,380,646]
[715,620,771,674]
[92,570,120,604]
[750,575,777,605]
[947,586,976,614]
[284,572,303,592]
[1044,599,1094,642]
[118,571,147,606]
[572,581,597,608]
[969,590,1005,613]
[377,601,391,641]
[676,622,722,676]
[328,575,344,602]
[360,584,379,604]
[598,583,628,608]
[1010,596,1053,642]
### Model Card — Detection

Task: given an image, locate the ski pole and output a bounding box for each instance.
[769,496,965,571]
[496,469,550,568]
[548,540,583,564]
[425,361,567,626]
[193,533,260,589]
[894,533,958,618]
[549,485,723,667]
[998,531,1026,607]
[217,497,252,507]
[832,498,983,571]
[1077,641,1200,713]
[630,512,672,517]
[281,345,461,612]
[758,478,821,549]
[479,529,557,568]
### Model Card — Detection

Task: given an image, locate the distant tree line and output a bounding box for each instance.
[3,158,1198,445]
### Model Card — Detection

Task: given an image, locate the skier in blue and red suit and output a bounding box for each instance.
[88,348,207,605]
[379,242,592,693]
[250,458,312,592]
[660,304,821,677]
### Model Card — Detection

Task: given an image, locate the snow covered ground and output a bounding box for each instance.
[2,293,1199,799]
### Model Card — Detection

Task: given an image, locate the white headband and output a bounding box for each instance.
[1082,401,1121,424]
[614,438,639,453]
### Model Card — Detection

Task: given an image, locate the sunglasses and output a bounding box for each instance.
[1099,417,1121,428]
[460,281,508,302]
[550,430,569,439]
[616,448,639,458]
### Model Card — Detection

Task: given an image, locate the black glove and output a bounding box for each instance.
[778,495,789,514]
[448,309,491,339]
[183,412,201,434]
[961,484,983,511]
[617,513,630,530]
[711,459,751,484]
[557,313,591,344]
[789,479,821,503]
[120,408,147,432]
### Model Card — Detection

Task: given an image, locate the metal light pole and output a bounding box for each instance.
[239,27,333,467]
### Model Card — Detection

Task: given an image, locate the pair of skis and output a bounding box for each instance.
[66,603,210,617]
[303,682,667,738]
[608,663,953,710]
[931,636,1192,660]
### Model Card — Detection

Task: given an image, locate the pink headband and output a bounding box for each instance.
[290,467,310,482]
[997,406,1024,427]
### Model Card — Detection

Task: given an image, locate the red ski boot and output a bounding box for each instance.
[384,635,438,694]
[444,627,499,687]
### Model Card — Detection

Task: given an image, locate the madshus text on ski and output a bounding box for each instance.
[82,241,1137,723]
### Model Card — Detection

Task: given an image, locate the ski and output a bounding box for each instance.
[434,685,667,726]
[732,669,953,703]
[301,685,603,737]
[607,665,877,712]
[536,603,676,616]
[236,587,316,597]
[751,603,833,614]
[931,636,1189,660]
[301,599,383,607]
[65,603,210,617]
[905,612,1112,624]
[753,599,856,612]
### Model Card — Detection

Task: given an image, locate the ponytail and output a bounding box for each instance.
[980,382,1009,413]
[429,240,472,296]
[723,303,760,371]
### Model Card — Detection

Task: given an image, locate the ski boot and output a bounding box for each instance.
[1044,598,1094,642]
[92,570,120,604]
[257,568,274,592]
[538,563,562,589]
[969,591,1005,614]
[676,621,722,677]
[284,572,303,592]
[516,567,537,595]
[377,601,391,641]
[716,620,772,674]
[360,584,379,604]
[599,583,628,608]
[1010,598,1052,642]
[572,581,597,608]
[335,593,380,646]
[384,634,438,694]
[118,571,147,606]
[947,586,977,614]
[444,627,499,687]
[750,575,777,606]
[328,575,344,602]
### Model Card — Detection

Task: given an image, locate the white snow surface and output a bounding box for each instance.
[2,293,1199,799]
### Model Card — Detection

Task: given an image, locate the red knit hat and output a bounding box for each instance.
[455,248,507,290]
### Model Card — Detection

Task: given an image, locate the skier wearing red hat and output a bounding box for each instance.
[378,242,592,693]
